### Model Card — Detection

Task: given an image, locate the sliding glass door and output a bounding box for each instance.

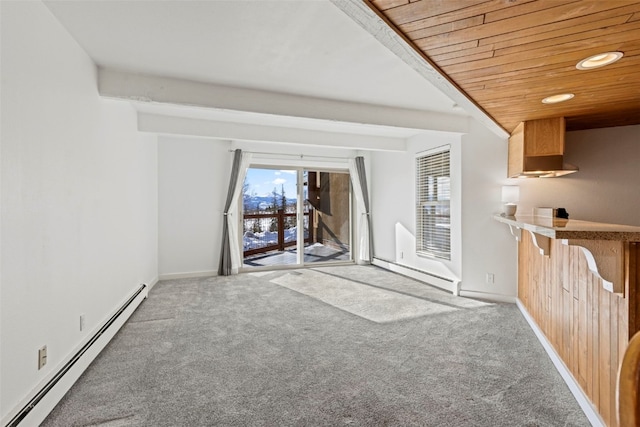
[241,166,351,269]
[241,167,299,267]
[302,170,351,264]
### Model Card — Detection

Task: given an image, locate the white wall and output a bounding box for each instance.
[515,125,640,226]
[371,132,463,281]
[460,119,518,297]
[371,121,518,299]
[1,1,157,422]
[158,136,231,278]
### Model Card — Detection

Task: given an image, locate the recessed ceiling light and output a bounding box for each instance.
[542,93,574,104]
[576,51,624,70]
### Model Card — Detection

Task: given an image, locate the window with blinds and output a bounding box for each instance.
[416,147,451,260]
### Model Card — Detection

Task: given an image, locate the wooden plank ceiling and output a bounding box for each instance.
[366,0,640,133]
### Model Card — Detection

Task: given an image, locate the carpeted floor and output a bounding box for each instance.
[42,265,589,426]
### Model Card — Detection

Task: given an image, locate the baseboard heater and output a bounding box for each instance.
[6,283,147,427]
[372,257,460,295]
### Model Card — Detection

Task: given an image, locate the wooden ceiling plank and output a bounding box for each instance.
[495,112,639,133]
[405,15,484,40]
[566,109,640,130]
[630,11,640,21]
[475,83,640,107]
[478,3,640,48]
[414,1,637,50]
[455,53,640,86]
[398,0,536,34]
[461,83,487,92]
[484,0,582,23]
[474,75,640,103]
[445,51,591,77]
[480,107,638,125]
[564,99,640,111]
[484,108,638,122]
[493,18,640,58]
[449,28,640,73]
[382,0,494,26]
[493,112,621,132]
[483,12,636,51]
[475,66,640,93]
[462,46,640,81]
[568,114,640,125]
[484,102,638,113]
[427,39,479,56]
[436,50,496,67]
[487,100,640,117]
[569,112,640,121]
[430,42,495,62]
[448,33,640,67]
[370,0,409,11]
[445,45,640,80]
[499,100,640,125]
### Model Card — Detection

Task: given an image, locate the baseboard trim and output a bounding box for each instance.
[146,276,159,291]
[372,257,459,294]
[158,270,217,280]
[3,283,149,427]
[458,290,516,304]
[516,299,604,427]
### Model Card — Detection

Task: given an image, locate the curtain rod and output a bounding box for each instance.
[228,149,352,160]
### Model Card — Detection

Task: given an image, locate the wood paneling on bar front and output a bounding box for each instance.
[518,231,639,426]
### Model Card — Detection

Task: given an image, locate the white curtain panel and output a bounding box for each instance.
[348,157,371,263]
[227,152,252,274]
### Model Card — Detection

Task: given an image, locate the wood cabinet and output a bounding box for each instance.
[507,117,568,178]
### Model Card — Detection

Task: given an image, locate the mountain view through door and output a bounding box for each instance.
[242,168,351,268]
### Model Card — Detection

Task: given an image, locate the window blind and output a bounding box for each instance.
[416,147,451,260]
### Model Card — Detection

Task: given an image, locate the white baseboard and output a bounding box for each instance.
[516,299,604,427]
[371,258,517,303]
[372,257,459,294]
[146,276,159,291]
[2,283,149,427]
[458,290,516,303]
[158,270,217,280]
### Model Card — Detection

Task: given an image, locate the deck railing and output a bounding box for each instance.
[243,209,314,257]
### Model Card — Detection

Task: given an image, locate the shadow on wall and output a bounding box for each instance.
[394,222,459,282]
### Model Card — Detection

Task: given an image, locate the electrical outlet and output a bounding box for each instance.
[38,346,47,370]
[486,273,495,284]
[80,314,85,332]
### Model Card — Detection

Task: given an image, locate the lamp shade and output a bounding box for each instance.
[501,185,520,203]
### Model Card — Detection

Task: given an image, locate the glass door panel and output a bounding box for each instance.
[242,167,299,268]
[303,170,351,264]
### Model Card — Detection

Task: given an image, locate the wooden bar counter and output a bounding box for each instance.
[494,214,640,426]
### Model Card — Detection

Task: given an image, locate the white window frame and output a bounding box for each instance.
[416,145,451,260]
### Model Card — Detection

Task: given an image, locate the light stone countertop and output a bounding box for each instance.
[493,214,640,241]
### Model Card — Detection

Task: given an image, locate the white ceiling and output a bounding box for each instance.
[43,0,462,114]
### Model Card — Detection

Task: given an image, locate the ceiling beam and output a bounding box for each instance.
[99,68,469,135]
[138,113,408,152]
[331,0,509,139]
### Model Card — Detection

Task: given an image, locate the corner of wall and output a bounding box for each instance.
[460,119,517,298]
